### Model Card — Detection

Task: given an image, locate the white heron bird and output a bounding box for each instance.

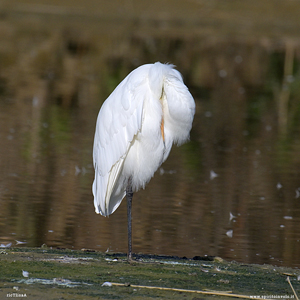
[92,62,195,261]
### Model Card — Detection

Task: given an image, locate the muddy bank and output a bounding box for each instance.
[0,247,299,299]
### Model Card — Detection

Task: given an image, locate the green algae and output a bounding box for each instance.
[0,248,299,299]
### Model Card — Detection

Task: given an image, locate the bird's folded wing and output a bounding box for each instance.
[92,68,148,216]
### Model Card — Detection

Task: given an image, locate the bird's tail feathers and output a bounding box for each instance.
[93,157,126,217]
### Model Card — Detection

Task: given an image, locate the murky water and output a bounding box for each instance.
[1,6,300,268]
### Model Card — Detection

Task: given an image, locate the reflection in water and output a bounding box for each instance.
[1,11,300,268]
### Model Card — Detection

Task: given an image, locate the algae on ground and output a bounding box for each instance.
[0,248,299,299]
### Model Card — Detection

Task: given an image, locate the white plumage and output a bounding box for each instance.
[92,62,195,218]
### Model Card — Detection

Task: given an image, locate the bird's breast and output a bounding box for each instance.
[122,107,166,191]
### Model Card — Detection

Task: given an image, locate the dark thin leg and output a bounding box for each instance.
[126,184,133,262]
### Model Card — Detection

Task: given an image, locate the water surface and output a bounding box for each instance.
[1,5,300,268]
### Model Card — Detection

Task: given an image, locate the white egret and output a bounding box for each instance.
[92,62,195,261]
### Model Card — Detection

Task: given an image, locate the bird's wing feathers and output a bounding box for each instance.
[93,70,147,216]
